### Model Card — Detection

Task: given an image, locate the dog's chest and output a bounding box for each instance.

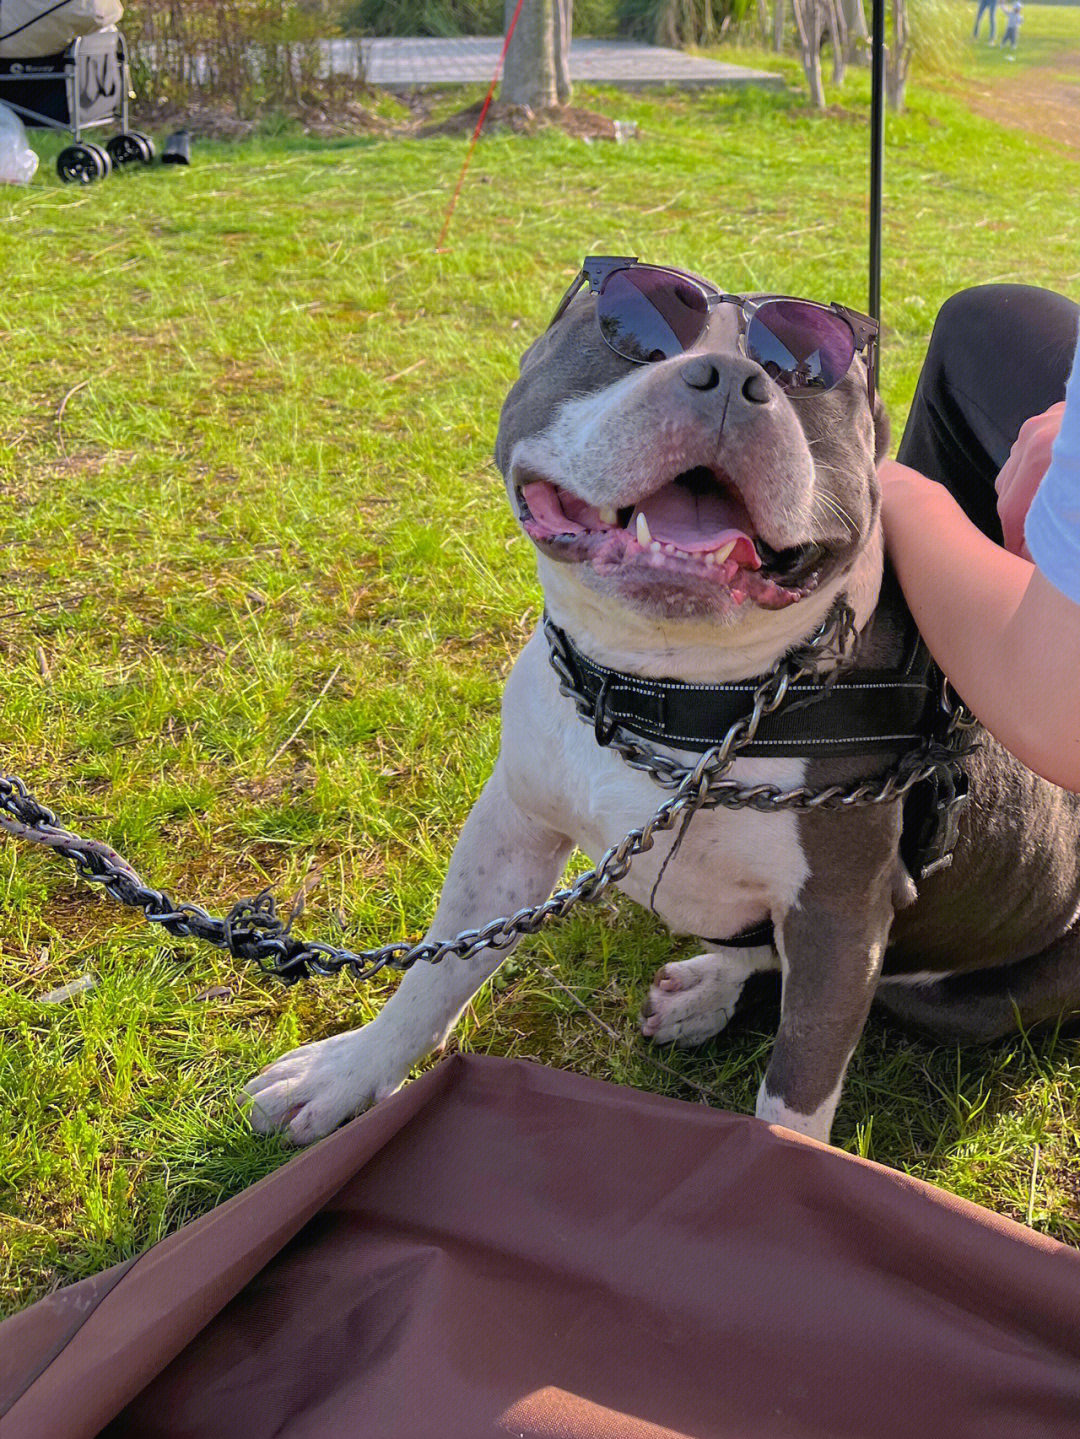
[502,637,811,938]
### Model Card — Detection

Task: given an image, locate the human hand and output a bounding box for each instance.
[995,401,1066,559]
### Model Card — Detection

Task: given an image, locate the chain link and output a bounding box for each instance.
[0,601,972,985]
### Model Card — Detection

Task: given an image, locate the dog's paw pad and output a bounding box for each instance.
[641,952,748,1047]
[650,953,713,995]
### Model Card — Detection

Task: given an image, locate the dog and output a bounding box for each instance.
[245,257,1080,1147]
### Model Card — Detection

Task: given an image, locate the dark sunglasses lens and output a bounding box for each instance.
[746,301,855,393]
[597,268,708,363]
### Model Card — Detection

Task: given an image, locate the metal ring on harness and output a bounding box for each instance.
[941,675,979,732]
[593,675,618,747]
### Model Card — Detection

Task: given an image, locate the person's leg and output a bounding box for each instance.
[896,285,1079,541]
[988,0,998,40]
[973,0,988,37]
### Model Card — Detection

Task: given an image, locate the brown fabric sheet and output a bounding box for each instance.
[3,1054,1080,1439]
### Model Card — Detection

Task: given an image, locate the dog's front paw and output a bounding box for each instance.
[641,951,751,1047]
[242,1023,411,1145]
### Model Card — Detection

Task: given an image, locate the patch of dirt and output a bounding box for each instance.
[133,98,395,141]
[417,100,626,141]
[133,93,624,144]
[962,52,1080,155]
[291,99,399,138]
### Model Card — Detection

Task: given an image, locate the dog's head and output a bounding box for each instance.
[496,262,889,638]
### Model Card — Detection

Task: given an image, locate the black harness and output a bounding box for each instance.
[545,597,973,948]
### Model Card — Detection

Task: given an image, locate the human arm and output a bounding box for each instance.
[877,461,1080,791]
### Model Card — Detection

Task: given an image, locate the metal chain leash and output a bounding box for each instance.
[0,759,734,986]
[0,601,974,985]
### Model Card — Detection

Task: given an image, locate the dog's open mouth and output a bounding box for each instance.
[517,466,826,609]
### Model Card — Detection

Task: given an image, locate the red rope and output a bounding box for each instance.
[436,0,527,252]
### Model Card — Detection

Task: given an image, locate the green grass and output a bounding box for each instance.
[3,8,1080,1314]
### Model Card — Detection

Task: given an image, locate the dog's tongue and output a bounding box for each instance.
[634,480,760,565]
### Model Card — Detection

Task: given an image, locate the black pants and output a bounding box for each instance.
[896,285,1079,543]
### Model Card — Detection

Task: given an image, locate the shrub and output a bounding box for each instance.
[340,0,621,37]
[126,0,361,115]
[340,0,503,36]
[617,0,755,43]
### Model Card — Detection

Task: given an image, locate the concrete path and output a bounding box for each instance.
[324,36,783,91]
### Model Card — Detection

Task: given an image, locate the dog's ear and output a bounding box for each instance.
[872,393,891,464]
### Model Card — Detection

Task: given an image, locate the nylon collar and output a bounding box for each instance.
[543,610,941,759]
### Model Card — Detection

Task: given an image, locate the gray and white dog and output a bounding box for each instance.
[246,259,1080,1146]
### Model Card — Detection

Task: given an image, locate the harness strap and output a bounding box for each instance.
[706,918,776,949]
[544,587,976,937]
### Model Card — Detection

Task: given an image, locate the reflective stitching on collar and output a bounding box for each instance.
[572,649,926,697]
[600,706,919,747]
[598,676,926,695]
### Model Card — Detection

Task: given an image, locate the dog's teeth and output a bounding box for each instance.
[663,543,677,555]
[704,551,716,566]
[598,506,618,526]
[636,513,652,547]
[650,540,662,553]
[714,540,737,564]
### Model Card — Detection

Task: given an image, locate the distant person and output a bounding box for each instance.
[973,0,998,42]
[1002,0,1023,53]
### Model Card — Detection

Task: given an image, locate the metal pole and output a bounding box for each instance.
[869,0,885,334]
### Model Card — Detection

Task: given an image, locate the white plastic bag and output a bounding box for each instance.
[0,101,38,183]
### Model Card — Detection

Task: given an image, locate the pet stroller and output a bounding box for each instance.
[0,21,152,181]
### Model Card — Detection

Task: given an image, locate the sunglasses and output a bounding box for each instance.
[548,256,878,405]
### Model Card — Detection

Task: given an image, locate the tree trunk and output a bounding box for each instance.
[655,0,679,46]
[502,0,558,110]
[773,0,785,50]
[828,0,847,84]
[791,0,828,108]
[885,0,911,110]
[554,0,573,106]
[840,0,869,62]
[757,0,771,44]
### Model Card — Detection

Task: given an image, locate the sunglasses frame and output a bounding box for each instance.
[548,255,879,407]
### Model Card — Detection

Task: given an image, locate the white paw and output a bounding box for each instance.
[640,951,750,1047]
[242,1023,412,1145]
[756,1079,838,1145]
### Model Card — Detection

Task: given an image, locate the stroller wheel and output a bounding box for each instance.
[84,141,113,176]
[107,131,155,166]
[56,144,107,184]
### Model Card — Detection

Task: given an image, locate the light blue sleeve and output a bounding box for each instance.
[1024,323,1080,605]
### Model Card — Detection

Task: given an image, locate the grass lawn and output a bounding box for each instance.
[3,2,1080,1315]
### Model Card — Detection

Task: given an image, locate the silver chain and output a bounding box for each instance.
[0,602,973,983]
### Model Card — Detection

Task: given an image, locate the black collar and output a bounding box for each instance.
[544,606,942,760]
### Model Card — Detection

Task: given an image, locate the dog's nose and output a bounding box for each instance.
[741,371,772,405]
[680,354,772,405]
[680,355,722,391]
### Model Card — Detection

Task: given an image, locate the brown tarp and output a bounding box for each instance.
[3,1054,1080,1439]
